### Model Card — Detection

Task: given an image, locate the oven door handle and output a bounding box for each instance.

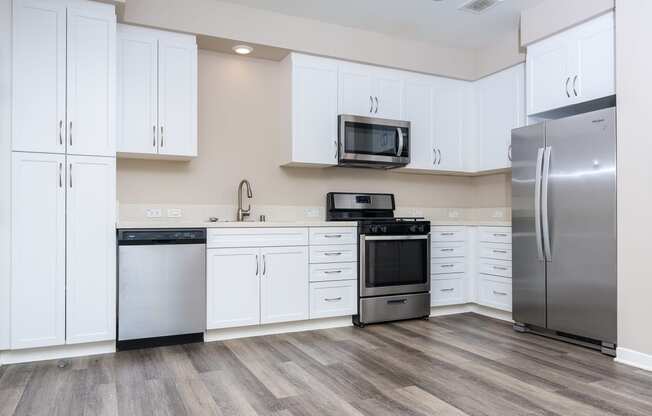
[396,127,404,157]
[361,235,429,241]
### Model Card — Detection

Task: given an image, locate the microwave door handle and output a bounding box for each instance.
[396,127,404,157]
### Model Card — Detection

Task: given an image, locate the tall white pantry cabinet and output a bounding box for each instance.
[9,0,117,350]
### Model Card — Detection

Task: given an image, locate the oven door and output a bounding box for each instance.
[339,115,410,166]
[360,234,430,297]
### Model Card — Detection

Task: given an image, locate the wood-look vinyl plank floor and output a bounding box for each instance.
[1,312,651,416]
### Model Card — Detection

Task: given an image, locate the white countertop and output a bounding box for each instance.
[117,219,511,229]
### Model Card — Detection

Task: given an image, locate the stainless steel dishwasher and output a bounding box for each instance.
[117,229,206,350]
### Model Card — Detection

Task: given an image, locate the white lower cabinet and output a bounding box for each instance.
[11,152,116,349]
[206,248,261,329]
[260,247,309,324]
[310,280,356,319]
[430,226,469,307]
[475,226,512,312]
[477,277,512,311]
[431,278,465,306]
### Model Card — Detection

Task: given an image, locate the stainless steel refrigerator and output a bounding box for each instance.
[511,107,616,355]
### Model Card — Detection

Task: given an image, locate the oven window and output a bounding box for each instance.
[365,239,428,287]
[344,122,402,156]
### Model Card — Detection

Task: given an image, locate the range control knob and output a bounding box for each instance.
[380,225,388,233]
[370,225,379,233]
[418,224,425,233]
[409,225,417,233]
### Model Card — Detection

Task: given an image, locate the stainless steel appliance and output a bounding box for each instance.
[117,229,206,350]
[326,192,431,326]
[338,115,410,169]
[511,107,616,355]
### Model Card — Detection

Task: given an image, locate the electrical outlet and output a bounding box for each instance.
[492,210,504,219]
[304,208,320,218]
[448,210,460,218]
[167,208,182,218]
[145,208,162,218]
[412,209,424,217]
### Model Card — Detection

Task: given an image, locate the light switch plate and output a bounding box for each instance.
[492,210,504,219]
[448,210,460,218]
[167,208,182,218]
[304,208,320,218]
[145,208,162,218]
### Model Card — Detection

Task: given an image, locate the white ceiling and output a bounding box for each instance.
[219,0,543,49]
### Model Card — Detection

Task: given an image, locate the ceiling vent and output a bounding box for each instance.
[458,0,503,14]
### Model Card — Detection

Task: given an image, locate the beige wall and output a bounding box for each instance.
[0,0,11,350]
[616,0,652,359]
[475,29,525,79]
[121,0,477,80]
[117,51,510,210]
[520,0,614,46]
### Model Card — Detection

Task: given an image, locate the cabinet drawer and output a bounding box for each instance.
[478,228,511,244]
[310,280,357,319]
[478,278,512,311]
[431,243,465,258]
[479,244,512,261]
[479,260,512,278]
[310,262,357,282]
[431,227,466,242]
[207,227,308,248]
[310,244,357,264]
[431,278,465,306]
[431,260,465,275]
[310,227,357,245]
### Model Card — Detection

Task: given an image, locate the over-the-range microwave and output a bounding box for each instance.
[337,115,410,169]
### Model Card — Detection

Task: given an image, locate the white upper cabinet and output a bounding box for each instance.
[12,0,67,154]
[338,62,403,119]
[11,152,66,349]
[403,77,434,170]
[66,3,116,157]
[476,64,525,171]
[117,24,197,159]
[280,53,339,166]
[527,11,614,115]
[432,79,468,172]
[12,0,115,156]
[116,26,158,155]
[65,156,116,344]
[260,246,309,324]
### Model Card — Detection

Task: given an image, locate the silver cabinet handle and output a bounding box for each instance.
[255,254,259,276]
[369,96,373,113]
[493,233,508,237]
[324,252,342,256]
[153,125,156,147]
[59,120,63,145]
[565,77,571,98]
[160,126,164,147]
[69,121,73,146]
[262,254,266,276]
[508,145,512,161]
[396,127,404,157]
[492,250,507,254]
[572,75,578,97]
[441,288,455,292]
[542,146,552,261]
[440,232,454,236]
[433,148,437,166]
[441,264,455,268]
[493,266,508,271]
[69,163,72,188]
[437,149,442,165]
[374,96,379,114]
[334,140,338,159]
[493,290,508,296]
[58,162,62,188]
[324,297,342,302]
[324,234,342,238]
[324,270,342,274]
[440,248,454,252]
[534,148,544,261]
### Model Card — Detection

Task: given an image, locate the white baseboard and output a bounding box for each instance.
[0,341,115,366]
[205,316,352,342]
[430,303,513,322]
[615,347,652,372]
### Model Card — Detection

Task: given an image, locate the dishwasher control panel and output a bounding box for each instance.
[117,228,206,245]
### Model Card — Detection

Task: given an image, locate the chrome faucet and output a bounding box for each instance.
[237,179,253,221]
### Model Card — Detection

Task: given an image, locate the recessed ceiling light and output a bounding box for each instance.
[232,45,253,55]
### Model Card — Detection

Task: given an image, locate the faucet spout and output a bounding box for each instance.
[237,179,253,221]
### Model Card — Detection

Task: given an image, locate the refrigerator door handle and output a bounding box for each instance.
[534,148,545,262]
[542,146,552,261]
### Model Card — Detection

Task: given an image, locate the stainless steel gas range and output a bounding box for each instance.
[326,192,431,327]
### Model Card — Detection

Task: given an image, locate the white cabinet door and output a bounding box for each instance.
[116,25,158,155]
[292,55,339,165]
[572,12,615,104]
[526,32,572,115]
[477,64,525,171]
[260,246,309,324]
[66,3,116,157]
[374,70,403,119]
[433,81,465,171]
[338,63,375,117]
[65,156,116,344]
[158,38,197,157]
[12,0,67,154]
[11,152,66,349]
[207,248,260,329]
[403,78,433,170]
